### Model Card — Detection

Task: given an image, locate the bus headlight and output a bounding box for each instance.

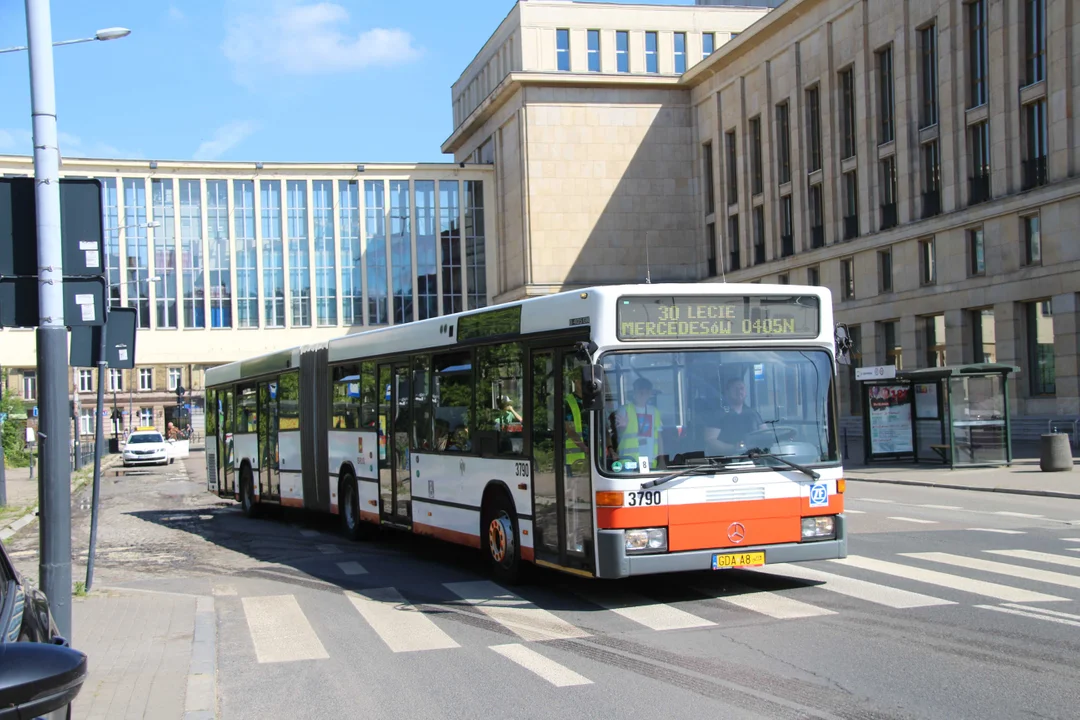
[801,516,836,541]
[625,528,667,553]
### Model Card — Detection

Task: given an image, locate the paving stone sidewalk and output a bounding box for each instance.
[845,457,1080,499]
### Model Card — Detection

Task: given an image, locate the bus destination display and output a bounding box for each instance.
[617,295,820,340]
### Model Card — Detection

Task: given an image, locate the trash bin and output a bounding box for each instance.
[1040,433,1073,472]
[108,438,120,454]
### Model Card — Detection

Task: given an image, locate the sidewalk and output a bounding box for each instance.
[1,453,122,540]
[845,458,1080,499]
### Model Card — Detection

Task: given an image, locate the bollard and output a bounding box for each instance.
[1039,433,1073,472]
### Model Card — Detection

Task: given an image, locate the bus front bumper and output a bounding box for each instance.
[595,514,848,579]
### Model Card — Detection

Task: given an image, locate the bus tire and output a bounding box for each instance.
[481,491,521,585]
[340,472,365,541]
[240,466,258,519]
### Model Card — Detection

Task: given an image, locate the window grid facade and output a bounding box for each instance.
[206,180,231,328]
[286,180,312,328]
[876,46,894,144]
[339,180,362,326]
[645,31,658,73]
[234,180,259,328]
[152,179,178,329]
[702,32,714,57]
[919,24,938,128]
[100,178,121,306]
[415,181,438,321]
[775,102,791,185]
[806,86,821,172]
[749,116,763,195]
[465,180,487,311]
[616,31,629,73]
[366,180,389,325]
[1025,0,1046,86]
[674,32,686,74]
[587,30,600,72]
[390,180,413,324]
[556,29,570,71]
[313,180,337,327]
[839,67,856,159]
[968,0,989,108]
[261,180,286,328]
[123,178,150,329]
[179,179,205,329]
[440,181,463,315]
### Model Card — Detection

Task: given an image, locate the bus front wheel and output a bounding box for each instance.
[482,492,521,584]
[341,473,364,541]
[240,468,258,519]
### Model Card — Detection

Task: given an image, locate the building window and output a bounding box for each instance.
[775,101,791,185]
[1025,0,1046,86]
[415,181,438,321]
[77,369,93,393]
[152,179,178,329]
[969,121,991,205]
[108,369,123,392]
[138,407,153,427]
[922,141,941,218]
[616,31,629,73]
[440,180,463,315]
[839,67,856,159]
[23,371,36,400]
[725,130,737,205]
[80,409,95,437]
[1027,300,1055,395]
[809,183,824,248]
[261,180,286,328]
[706,222,717,277]
[1022,215,1041,266]
[286,180,312,327]
[807,266,820,286]
[645,31,658,73]
[840,257,855,300]
[919,238,936,285]
[880,157,897,231]
[882,320,901,369]
[206,180,231,329]
[168,367,182,392]
[876,46,894,144]
[924,314,946,368]
[702,32,714,57]
[703,141,715,215]
[312,181,337,327]
[968,0,988,108]
[972,308,996,363]
[728,215,740,271]
[968,228,985,276]
[390,180,413,324]
[806,86,821,172]
[100,178,121,307]
[366,180,389,324]
[780,195,794,258]
[123,178,151,329]
[233,180,259,328]
[179,179,205,329]
[749,116,763,195]
[843,171,859,240]
[464,180,487,311]
[339,180,362,325]
[917,24,938,129]
[674,32,686,73]
[556,29,570,71]
[752,206,766,265]
[878,248,893,293]
[1022,100,1048,190]
[586,30,600,72]
[778,273,789,285]
[139,368,153,392]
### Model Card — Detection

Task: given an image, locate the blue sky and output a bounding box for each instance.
[0,0,692,164]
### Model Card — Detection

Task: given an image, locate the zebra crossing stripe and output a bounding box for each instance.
[903,552,1080,592]
[986,549,1080,569]
[581,591,716,630]
[750,564,953,609]
[845,510,866,514]
[337,561,368,575]
[346,588,459,653]
[490,644,592,687]
[241,595,329,663]
[976,604,1080,628]
[887,517,938,524]
[710,587,837,619]
[1001,603,1080,622]
[967,528,1026,535]
[831,556,1067,603]
[445,581,590,642]
[993,511,1043,518]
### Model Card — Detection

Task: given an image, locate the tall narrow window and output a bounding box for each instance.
[919,24,938,128]
[839,67,856,159]
[206,180,231,328]
[725,130,737,205]
[775,101,791,184]
[1025,0,1046,85]
[968,228,985,276]
[122,178,150,329]
[587,30,600,72]
[465,180,487,311]
[556,29,570,71]
[365,180,388,325]
[749,116,763,195]
[922,141,941,218]
[1022,100,1048,190]
[880,157,897,231]
[645,31,658,73]
[1022,215,1041,265]
[286,180,311,327]
[840,258,855,300]
[807,266,820,286]
[780,195,794,257]
[415,180,438,320]
[261,180,285,327]
[440,180,462,314]
[179,179,205,329]
[313,180,336,326]
[919,238,936,285]
[152,179,178,329]
[968,0,988,108]
[702,32,714,57]
[878,248,893,293]
[139,368,153,391]
[616,31,629,73]
[702,141,715,215]
[233,180,258,328]
[23,371,37,400]
[843,171,859,240]
[728,215,740,271]
[752,206,765,265]
[972,308,996,362]
[1027,300,1055,395]
[99,178,121,306]
[969,121,991,205]
[108,369,123,392]
[883,320,901,368]
[339,180,361,325]
[876,46,894,144]
[706,222,716,276]
[390,180,412,324]
[674,32,686,73]
[806,86,821,172]
[924,314,946,367]
[809,183,824,248]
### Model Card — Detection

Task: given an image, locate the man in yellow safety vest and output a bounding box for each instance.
[564,373,588,474]
[613,377,662,469]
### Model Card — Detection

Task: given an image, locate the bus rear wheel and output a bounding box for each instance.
[482,493,521,584]
[240,467,258,519]
[341,473,365,541]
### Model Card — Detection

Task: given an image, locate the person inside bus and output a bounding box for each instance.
[612,377,662,468]
[702,377,767,456]
[564,373,589,475]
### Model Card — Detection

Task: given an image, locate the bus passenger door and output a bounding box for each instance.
[219,389,235,497]
[377,362,412,526]
[259,381,280,501]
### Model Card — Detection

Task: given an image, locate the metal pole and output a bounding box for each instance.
[86,324,106,591]
[26,0,72,640]
[0,363,7,507]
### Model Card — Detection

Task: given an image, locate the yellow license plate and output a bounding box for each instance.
[712,552,765,570]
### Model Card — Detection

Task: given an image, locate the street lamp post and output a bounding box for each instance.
[0,26,130,54]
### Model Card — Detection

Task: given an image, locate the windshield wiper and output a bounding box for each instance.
[639,455,755,490]
[745,448,820,480]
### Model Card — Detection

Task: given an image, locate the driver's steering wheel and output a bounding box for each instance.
[743,426,798,447]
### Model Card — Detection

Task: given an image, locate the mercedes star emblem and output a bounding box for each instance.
[727,522,746,544]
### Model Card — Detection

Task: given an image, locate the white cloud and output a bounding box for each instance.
[223,1,421,81]
[193,120,257,161]
[0,128,33,154]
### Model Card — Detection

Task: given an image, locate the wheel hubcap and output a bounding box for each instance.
[488,513,514,565]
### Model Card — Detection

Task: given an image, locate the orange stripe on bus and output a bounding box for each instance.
[521,547,535,563]
[280,498,304,509]
[359,510,379,523]
[412,522,481,550]
[596,505,667,528]
[670,517,801,551]
[329,503,339,515]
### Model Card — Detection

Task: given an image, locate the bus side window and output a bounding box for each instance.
[412,355,433,450]
[432,351,472,453]
[476,343,525,456]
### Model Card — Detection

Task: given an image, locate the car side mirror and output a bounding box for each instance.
[579,364,605,412]
[0,641,88,718]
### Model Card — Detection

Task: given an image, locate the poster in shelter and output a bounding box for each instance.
[868,384,913,454]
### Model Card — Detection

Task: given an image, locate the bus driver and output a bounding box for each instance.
[702,377,767,456]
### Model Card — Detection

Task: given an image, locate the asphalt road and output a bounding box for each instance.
[9,454,1080,719]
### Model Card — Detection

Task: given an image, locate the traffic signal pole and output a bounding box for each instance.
[26,0,72,639]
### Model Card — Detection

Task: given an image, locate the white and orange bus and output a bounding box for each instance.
[204,283,848,581]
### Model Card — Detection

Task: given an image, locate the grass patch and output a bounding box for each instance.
[73,581,87,597]
[0,503,31,527]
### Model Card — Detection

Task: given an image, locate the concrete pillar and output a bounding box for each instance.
[1051,293,1080,415]
[993,301,1024,416]
[945,308,966,366]
[900,314,919,371]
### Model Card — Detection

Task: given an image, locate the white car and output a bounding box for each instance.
[122,429,173,467]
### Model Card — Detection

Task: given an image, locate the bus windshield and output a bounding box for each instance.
[599,349,838,475]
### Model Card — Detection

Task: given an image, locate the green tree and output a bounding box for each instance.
[1,375,30,468]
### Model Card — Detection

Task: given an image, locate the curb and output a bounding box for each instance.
[0,456,122,541]
[846,475,1080,501]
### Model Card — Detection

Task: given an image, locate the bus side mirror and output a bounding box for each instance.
[580,365,604,412]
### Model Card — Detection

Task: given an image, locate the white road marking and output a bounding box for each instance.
[346,588,459,653]
[887,517,939,524]
[336,561,368,575]
[919,505,962,510]
[902,552,1080,591]
[832,556,1067,603]
[211,585,238,596]
[860,499,895,504]
[711,588,837,619]
[1001,603,1080,621]
[317,544,341,554]
[967,528,1026,535]
[490,644,592,687]
[993,511,1044,519]
[986,549,1080,570]
[1060,538,1080,542]
[445,581,590,641]
[845,509,866,514]
[751,564,953,609]
[241,595,329,663]
[582,592,715,631]
[976,605,1080,628]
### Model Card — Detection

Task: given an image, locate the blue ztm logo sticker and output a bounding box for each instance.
[809,483,828,507]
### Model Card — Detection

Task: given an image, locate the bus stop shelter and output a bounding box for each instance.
[860,363,1019,469]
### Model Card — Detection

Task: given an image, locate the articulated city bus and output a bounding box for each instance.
[204,283,848,581]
